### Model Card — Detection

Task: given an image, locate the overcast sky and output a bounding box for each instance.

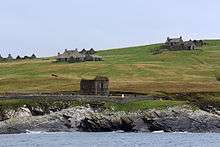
[0,0,219,57]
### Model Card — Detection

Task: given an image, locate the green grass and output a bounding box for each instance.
[0,99,33,108]
[0,98,186,112]
[0,98,84,114]
[105,100,186,112]
[170,92,220,110]
[0,40,220,93]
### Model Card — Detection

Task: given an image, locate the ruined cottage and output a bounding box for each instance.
[164,37,204,51]
[57,48,102,63]
[57,49,85,62]
[0,53,37,61]
[165,37,184,48]
[80,76,109,95]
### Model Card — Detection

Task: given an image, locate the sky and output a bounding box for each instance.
[0,0,219,57]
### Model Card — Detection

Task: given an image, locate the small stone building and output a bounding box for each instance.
[57,49,85,63]
[164,37,200,50]
[165,37,184,48]
[80,76,109,95]
[57,48,103,63]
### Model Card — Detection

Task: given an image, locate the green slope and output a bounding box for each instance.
[0,40,220,94]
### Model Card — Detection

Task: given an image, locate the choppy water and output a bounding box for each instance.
[0,132,220,147]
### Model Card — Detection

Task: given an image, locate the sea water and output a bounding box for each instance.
[0,132,219,147]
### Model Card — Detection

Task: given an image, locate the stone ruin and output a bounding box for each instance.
[56,48,102,63]
[163,36,205,51]
[0,54,37,61]
[80,76,109,96]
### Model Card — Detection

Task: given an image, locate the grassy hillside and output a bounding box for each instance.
[0,40,220,94]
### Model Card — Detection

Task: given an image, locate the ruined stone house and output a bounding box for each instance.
[57,48,102,63]
[164,36,202,50]
[57,49,85,63]
[80,76,109,95]
[165,37,184,48]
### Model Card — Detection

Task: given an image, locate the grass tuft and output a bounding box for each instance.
[104,100,186,112]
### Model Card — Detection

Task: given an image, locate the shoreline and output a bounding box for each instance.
[1,105,220,134]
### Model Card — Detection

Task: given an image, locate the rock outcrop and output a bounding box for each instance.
[0,107,32,121]
[0,106,220,134]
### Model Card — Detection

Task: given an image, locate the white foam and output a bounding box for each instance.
[25,130,44,134]
[152,130,165,133]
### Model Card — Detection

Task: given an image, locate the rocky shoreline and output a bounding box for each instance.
[1,106,220,134]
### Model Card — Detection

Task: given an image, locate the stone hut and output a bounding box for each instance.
[80,76,109,95]
[165,37,184,48]
[57,49,85,63]
[164,36,201,50]
[57,48,103,63]
[165,37,185,50]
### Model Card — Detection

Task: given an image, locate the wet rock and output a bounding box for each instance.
[28,107,45,116]
[133,118,150,132]
[15,107,32,118]
[0,107,32,121]
[1,106,220,134]
[143,107,220,133]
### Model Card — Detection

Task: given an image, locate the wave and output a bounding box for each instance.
[25,130,45,134]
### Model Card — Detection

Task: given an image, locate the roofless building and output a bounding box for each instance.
[80,76,109,96]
